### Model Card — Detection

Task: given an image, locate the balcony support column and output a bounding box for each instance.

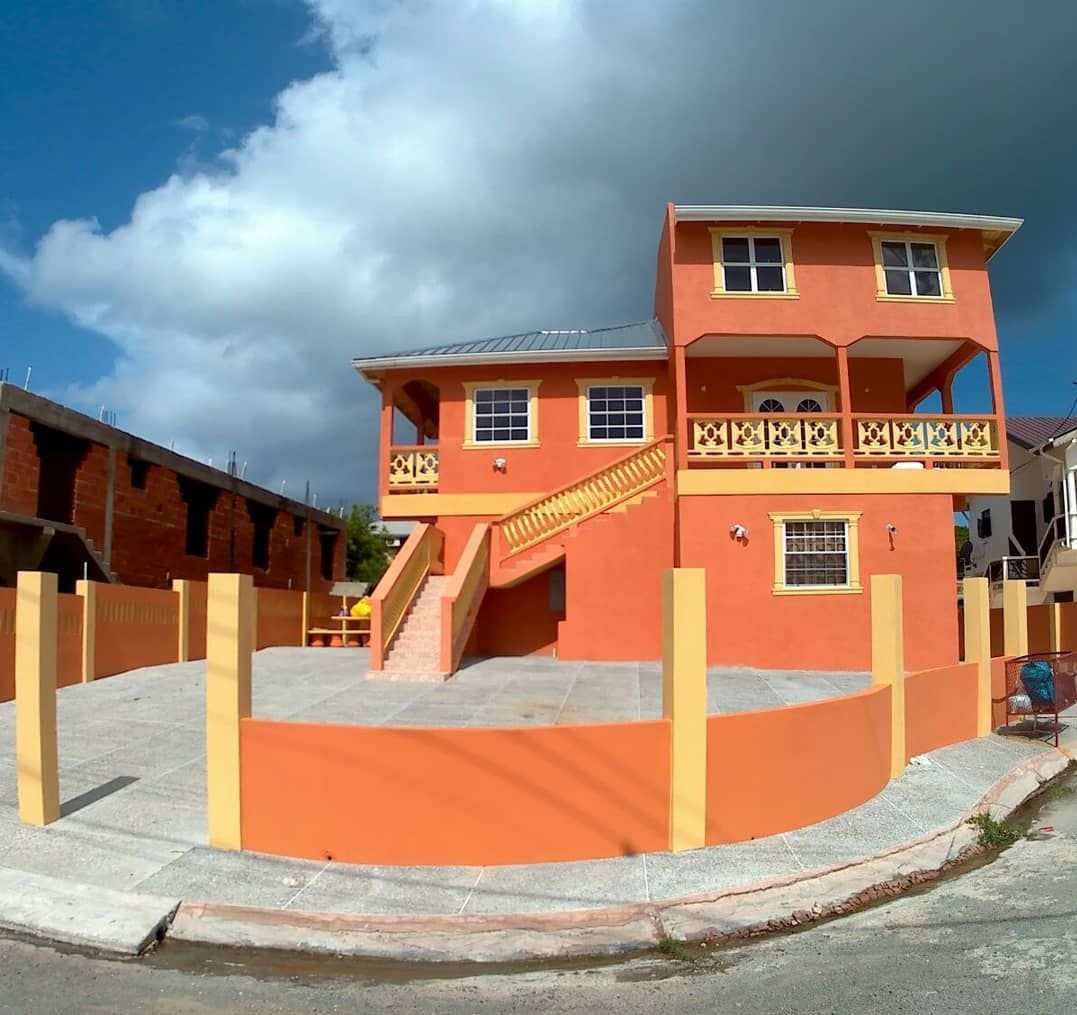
[674,346,689,471]
[836,345,855,468]
[378,380,395,505]
[940,377,954,414]
[987,350,1008,472]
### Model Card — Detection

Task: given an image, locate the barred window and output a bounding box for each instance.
[473,387,531,443]
[587,385,646,441]
[783,520,849,588]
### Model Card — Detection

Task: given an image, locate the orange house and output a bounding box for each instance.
[354,205,1020,675]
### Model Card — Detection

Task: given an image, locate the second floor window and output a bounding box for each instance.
[721,236,787,293]
[881,240,942,297]
[473,387,532,443]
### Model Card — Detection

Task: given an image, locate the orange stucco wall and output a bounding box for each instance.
[385,360,671,499]
[465,567,563,657]
[255,587,304,649]
[678,492,958,671]
[991,656,1011,728]
[1061,603,1077,652]
[239,717,671,866]
[0,588,13,701]
[667,217,1000,348]
[1027,605,1053,654]
[92,583,179,679]
[186,580,208,660]
[904,662,979,758]
[706,685,892,844]
[56,592,83,688]
[558,488,674,661]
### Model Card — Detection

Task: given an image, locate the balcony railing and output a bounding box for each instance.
[987,556,1040,585]
[690,414,843,459]
[686,413,1001,465]
[387,446,439,490]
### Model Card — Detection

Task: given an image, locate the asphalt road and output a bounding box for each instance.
[1,771,1074,1015]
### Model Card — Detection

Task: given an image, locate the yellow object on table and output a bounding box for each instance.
[350,597,372,618]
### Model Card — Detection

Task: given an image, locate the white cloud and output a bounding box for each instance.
[176,113,210,132]
[2,0,1076,504]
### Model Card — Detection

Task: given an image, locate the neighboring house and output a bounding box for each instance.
[965,416,1077,604]
[0,384,346,592]
[379,519,416,556]
[353,204,1020,674]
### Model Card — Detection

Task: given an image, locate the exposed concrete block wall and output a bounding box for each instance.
[0,389,346,593]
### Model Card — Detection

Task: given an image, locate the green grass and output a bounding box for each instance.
[1045,784,1075,803]
[656,936,694,962]
[966,812,1023,849]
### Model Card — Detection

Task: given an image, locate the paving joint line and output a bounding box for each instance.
[282,859,333,910]
[457,867,486,914]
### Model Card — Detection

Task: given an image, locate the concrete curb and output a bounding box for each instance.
[0,866,180,956]
[167,748,1072,963]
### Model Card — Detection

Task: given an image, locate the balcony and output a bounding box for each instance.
[387,446,439,490]
[686,413,1001,467]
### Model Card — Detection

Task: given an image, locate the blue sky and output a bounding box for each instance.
[1,1,1076,503]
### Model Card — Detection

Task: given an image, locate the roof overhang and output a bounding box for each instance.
[672,205,1023,259]
[353,345,669,381]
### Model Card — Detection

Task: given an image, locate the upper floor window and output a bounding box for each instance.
[709,227,798,300]
[462,380,541,447]
[576,378,655,445]
[869,232,953,303]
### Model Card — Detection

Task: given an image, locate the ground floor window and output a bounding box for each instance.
[769,511,862,595]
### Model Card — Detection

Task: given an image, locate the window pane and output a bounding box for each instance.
[756,265,785,291]
[797,398,823,413]
[590,387,607,399]
[722,237,750,263]
[910,243,938,268]
[914,271,942,297]
[753,237,783,263]
[881,242,909,267]
[784,520,849,587]
[758,398,785,413]
[724,266,752,291]
[475,389,495,403]
[591,426,608,439]
[885,269,912,295]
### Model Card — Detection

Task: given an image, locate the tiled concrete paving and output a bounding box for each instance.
[0,648,1064,917]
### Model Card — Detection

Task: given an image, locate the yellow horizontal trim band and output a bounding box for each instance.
[380,492,544,518]
[676,468,1010,496]
[875,295,955,304]
[710,291,800,300]
[772,586,864,596]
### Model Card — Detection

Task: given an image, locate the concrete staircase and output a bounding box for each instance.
[379,574,451,681]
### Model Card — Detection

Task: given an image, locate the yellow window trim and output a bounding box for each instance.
[461,379,542,449]
[709,227,798,300]
[768,509,862,596]
[575,377,655,446]
[868,231,954,303]
[735,377,839,412]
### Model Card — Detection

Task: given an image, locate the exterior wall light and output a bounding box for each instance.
[493,457,507,472]
[730,523,749,541]
[886,523,898,535]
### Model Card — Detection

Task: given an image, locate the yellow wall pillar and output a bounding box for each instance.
[1002,579,1028,657]
[1048,602,1063,653]
[963,577,993,736]
[662,567,707,852]
[871,574,906,778]
[173,579,191,662]
[16,571,60,826]
[75,579,96,683]
[301,590,310,647]
[206,572,253,851]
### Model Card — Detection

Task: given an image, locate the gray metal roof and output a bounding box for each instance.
[353,320,669,375]
[1007,416,1077,451]
[672,206,1022,259]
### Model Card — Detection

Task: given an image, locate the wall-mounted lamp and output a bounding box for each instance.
[886,523,898,535]
[493,457,507,473]
[730,523,749,541]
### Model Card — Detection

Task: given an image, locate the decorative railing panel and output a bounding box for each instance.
[853,416,998,458]
[387,446,439,489]
[498,438,669,556]
[690,415,842,459]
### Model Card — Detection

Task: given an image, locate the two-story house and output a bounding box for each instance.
[353,205,1020,676]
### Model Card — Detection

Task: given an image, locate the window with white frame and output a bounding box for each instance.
[880,239,943,297]
[472,387,532,443]
[721,236,787,293]
[587,384,646,441]
[782,519,850,587]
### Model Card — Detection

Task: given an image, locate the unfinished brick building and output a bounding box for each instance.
[0,383,346,592]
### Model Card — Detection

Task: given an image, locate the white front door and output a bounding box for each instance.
[750,390,833,413]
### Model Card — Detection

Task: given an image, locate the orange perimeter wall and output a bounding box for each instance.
[92,584,179,679]
[991,656,1011,728]
[1062,603,1077,652]
[187,581,208,661]
[240,718,671,866]
[256,588,304,649]
[57,592,84,688]
[706,685,892,845]
[904,661,979,758]
[1027,605,1053,654]
[0,588,13,701]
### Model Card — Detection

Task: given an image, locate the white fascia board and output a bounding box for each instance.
[673,205,1023,235]
[352,346,669,379]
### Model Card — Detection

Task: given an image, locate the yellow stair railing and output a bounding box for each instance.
[496,437,670,557]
